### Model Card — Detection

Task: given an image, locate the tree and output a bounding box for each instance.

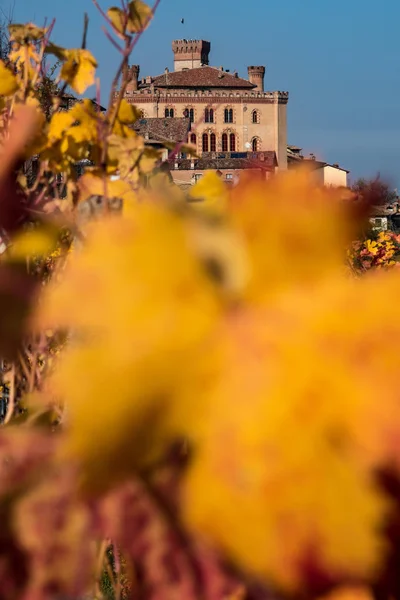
[352,175,398,206]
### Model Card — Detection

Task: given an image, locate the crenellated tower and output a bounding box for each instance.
[247,66,266,92]
[172,39,210,71]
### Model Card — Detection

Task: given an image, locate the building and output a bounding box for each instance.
[133,116,191,161]
[169,152,277,191]
[120,39,289,170]
[287,148,349,188]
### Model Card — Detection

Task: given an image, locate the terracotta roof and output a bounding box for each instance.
[142,66,255,89]
[133,117,191,143]
[169,152,276,171]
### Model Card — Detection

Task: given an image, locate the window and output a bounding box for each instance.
[183,108,189,118]
[222,133,228,152]
[210,133,216,152]
[226,173,233,180]
[165,108,174,118]
[205,108,214,123]
[202,133,209,152]
[252,110,258,124]
[229,133,236,152]
[190,133,197,145]
[252,138,258,151]
[224,108,233,123]
[194,173,203,182]
[189,108,194,123]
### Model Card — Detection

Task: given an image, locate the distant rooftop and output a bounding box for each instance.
[133,117,191,144]
[141,66,255,89]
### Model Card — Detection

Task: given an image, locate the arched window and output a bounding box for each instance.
[222,133,228,152]
[252,110,258,124]
[189,108,194,123]
[165,108,169,117]
[204,108,214,123]
[224,108,233,123]
[210,133,216,152]
[190,133,197,145]
[202,133,209,152]
[183,108,189,118]
[252,137,261,151]
[229,133,236,152]
[165,108,174,118]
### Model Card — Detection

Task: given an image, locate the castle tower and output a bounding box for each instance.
[247,66,265,92]
[172,39,210,72]
[125,64,140,92]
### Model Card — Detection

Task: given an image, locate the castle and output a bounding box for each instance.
[121,39,289,170]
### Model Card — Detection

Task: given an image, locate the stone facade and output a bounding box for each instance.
[121,40,289,170]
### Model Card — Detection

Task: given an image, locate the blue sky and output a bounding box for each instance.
[5,0,400,186]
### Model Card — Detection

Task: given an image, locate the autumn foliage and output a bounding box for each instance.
[1,3,400,600]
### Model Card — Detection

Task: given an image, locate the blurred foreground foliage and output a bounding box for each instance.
[1,3,400,600]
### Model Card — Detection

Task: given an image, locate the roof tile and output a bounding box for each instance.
[142,66,255,89]
[133,117,191,143]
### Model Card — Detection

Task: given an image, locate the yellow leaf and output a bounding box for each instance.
[117,99,141,124]
[44,42,66,61]
[60,49,97,95]
[0,60,19,96]
[189,171,228,217]
[127,0,153,32]
[8,22,46,42]
[164,141,198,157]
[48,111,75,141]
[36,203,221,491]
[77,171,137,205]
[107,7,126,34]
[7,228,58,261]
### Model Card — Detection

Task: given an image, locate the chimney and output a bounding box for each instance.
[247,66,265,92]
[172,39,210,72]
[125,64,140,92]
[165,67,169,74]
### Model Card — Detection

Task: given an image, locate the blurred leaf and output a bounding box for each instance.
[107,6,126,34]
[8,23,46,43]
[6,227,59,261]
[60,49,97,95]
[164,142,199,157]
[117,99,141,124]
[44,42,67,61]
[127,0,153,32]
[189,172,228,218]
[77,171,137,205]
[0,60,19,96]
